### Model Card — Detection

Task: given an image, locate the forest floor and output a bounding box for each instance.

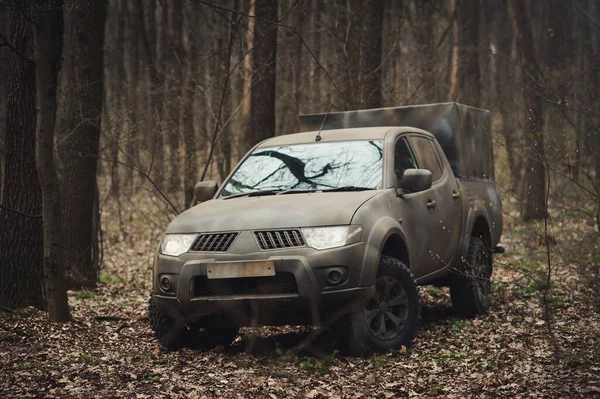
[1,194,600,399]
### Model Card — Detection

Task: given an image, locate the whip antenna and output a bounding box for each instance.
[315,101,333,142]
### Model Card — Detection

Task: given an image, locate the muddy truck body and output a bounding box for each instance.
[150,102,503,353]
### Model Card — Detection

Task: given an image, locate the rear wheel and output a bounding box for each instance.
[450,237,493,317]
[344,255,420,355]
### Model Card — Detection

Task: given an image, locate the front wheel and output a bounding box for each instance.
[344,255,421,355]
[188,324,239,350]
[148,297,190,350]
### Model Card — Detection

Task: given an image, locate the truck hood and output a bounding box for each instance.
[166,191,381,233]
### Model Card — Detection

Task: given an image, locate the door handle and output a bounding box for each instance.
[452,190,460,199]
[427,199,437,209]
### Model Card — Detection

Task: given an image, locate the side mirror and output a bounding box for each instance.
[194,181,218,204]
[399,169,432,194]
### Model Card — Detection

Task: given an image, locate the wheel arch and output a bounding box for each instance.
[359,216,410,287]
[381,234,410,268]
[451,209,492,269]
[471,215,491,248]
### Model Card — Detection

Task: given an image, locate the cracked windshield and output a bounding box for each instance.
[219,140,384,197]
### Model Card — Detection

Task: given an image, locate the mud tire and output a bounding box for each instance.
[344,255,421,356]
[148,297,190,350]
[450,237,493,318]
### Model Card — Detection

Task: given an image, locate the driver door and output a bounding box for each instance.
[393,136,440,279]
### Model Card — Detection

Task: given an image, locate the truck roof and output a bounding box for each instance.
[257,126,432,147]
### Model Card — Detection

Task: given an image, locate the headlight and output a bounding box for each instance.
[159,234,198,257]
[301,225,362,250]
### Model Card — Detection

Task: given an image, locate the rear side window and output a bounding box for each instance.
[411,137,444,181]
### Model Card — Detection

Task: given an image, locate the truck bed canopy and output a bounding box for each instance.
[298,102,493,179]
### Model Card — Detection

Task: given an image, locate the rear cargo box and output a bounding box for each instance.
[298,102,493,179]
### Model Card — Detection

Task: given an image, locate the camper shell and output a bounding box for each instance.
[299,102,494,180]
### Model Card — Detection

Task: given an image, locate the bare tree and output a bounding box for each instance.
[247,0,278,152]
[165,1,183,195]
[0,1,44,309]
[32,0,71,322]
[491,0,521,192]
[123,1,142,194]
[140,0,166,187]
[346,0,384,109]
[448,0,480,105]
[508,0,547,221]
[58,0,107,289]
[182,1,201,208]
[242,0,255,145]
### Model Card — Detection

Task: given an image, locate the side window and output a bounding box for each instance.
[394,138,418,182]
[411,137,443,181]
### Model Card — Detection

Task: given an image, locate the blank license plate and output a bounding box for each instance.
[207,260,275,279]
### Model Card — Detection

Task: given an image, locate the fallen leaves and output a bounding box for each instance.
[1,195,599,398]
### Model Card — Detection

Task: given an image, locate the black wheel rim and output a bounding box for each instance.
[364,276,409,341]
[473,250,492,303]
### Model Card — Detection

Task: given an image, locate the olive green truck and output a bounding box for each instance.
[149,102,503,354]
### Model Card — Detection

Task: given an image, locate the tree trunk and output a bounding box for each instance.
[241,0,255,154]
[448,0,480,105]
[182,2,199,208]
[124,1,141,194]
[346,0,383,109]
[218,0,240,181]
[166,1,183,195]
[508,0,547,221]
[413,0,435,102]
[140,0,165,187]
[0,4,10,187]
[309,0,322,110]
[107,0,125,201]
[492,0,521,192]
[591,1,600,233]
[32,0,71,322]
[57,0,106,289]
[0,2,45,309]
[247,0,278,151]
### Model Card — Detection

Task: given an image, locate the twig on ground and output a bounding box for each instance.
[95,316,129,322]
[116,322,128,333]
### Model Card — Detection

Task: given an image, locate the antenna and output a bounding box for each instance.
[315,101,333,142]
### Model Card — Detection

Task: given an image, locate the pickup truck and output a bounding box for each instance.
[149,102,503,354]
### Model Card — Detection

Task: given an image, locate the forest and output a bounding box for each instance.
[0,0,599,398]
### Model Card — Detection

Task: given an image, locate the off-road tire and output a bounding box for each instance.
[450,237,493,318]
[148,297,190,350]
[344,255,421,356]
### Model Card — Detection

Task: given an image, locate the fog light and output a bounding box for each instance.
[326,268,345,286]
[159,275,173,292]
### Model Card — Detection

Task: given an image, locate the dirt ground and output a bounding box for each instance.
[1,196,599,399]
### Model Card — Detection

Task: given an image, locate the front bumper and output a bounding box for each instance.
[152,235,373,326]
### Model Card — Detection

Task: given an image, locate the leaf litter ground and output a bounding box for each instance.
[1,194,599,398]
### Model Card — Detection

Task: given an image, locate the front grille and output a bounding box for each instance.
[193,273,298,297]
[254,230,305,250]
[191,232,238,252]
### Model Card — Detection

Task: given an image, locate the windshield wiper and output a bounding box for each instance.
[276,188,320,195]
[223,189,283,199]
[321,186,375,192]
[223,186,374,199]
